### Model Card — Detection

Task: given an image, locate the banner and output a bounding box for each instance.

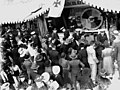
[48,0,65,18]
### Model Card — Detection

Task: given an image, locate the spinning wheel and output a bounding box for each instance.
[81,8,103,30]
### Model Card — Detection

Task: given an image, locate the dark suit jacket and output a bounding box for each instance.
[95,45,104,61]
[51,33,59,40]
[63,30,70,40]
[51,74,64,87]
[73,33,81,41]
[78,48,89,68]
[48,49,60,64]
[97,33,108,44]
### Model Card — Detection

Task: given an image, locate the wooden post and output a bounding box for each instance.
[62,15,67,29]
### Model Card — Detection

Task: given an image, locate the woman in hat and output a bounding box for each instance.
[35,53,45,75]
[51,65,64,88]
[102,40,114,78]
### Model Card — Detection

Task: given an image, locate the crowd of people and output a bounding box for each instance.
[0,24,118,90]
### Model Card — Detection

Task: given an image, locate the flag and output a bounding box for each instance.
[48,0,65,18]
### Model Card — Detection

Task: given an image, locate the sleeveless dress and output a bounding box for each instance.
[102,48,113,75]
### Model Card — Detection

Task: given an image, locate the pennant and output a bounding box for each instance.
[48,0,65,18]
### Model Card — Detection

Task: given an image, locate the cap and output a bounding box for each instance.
[31,31,36,35]
[1,83,10,90]
[75,28,81,31]
[52,65,60,75]
[35,54,43,62]
[41,72,50,83]
[113,30,119,35]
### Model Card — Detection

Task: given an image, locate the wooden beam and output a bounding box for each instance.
[64,4,90,8]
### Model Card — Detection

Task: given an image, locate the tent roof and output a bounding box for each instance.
[0,0,53,24]
[83,0,120,13]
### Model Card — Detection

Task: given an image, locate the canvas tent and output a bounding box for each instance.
[0,0,54,24]
[83,0,120,13]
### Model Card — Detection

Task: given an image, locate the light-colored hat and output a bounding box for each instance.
[41,72,50,83]
[113,30,119,35]
[49,81,59,90]
[1,82,10,90]
[18,48,27,57]
[52,65,60,75]
[31,31,36,35]
[75,28,80,31]
[68,16,72,19]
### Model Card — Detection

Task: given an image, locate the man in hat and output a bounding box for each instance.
[72,28,82,41]
[34,53,45,75]
[61,27,70,40]
[51,28,59,40]
[31,31,42,49]
[97,31,108,44]
[48,45,60,65]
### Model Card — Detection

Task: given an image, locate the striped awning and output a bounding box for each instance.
[0,0,53,24]
[83,0,120,13]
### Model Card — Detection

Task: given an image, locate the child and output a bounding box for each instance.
[77,68,95,90]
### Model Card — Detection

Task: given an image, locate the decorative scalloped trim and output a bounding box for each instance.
[83,0,118,13]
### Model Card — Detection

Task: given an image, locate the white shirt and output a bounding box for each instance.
[27,44,38,57]
[86,46,97,64]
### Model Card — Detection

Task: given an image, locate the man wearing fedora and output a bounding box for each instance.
[48,45,60,65]
[97,31,108,44]
[31,31,41,49]
[51,28,59,40]
[72,29,82,41]
[61,27,70,41]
